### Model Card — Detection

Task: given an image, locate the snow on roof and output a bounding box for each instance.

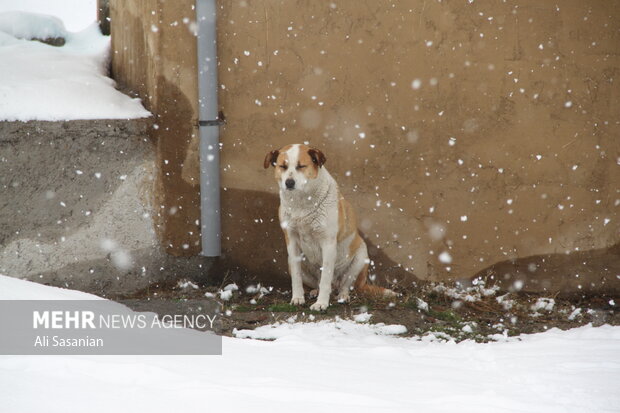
[0,0,96,32]
[0,11,67,41]
[0,11,150,121]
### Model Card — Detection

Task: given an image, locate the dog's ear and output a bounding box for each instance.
[263,150,279,169]
[308,148,327,168]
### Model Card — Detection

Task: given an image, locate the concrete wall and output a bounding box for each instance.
[0,120,213,296]
[109,0,619,294]
[0,120,159,295]
[110,0,203,257]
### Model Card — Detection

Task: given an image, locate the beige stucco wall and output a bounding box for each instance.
[110,0,619,292]
[216,0,619,290]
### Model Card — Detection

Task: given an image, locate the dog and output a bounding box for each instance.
[264,143,394,310]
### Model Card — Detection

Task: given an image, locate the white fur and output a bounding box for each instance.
[278,147,369,310]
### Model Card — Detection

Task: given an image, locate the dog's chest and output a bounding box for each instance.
[285,210,326,241]
[297,231,324,266]
[282,207,328,265]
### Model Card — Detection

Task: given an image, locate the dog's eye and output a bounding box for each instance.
[296,165,307,170]
[279,165,287,170]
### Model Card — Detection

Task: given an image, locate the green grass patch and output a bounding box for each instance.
[429,309,461,323]
[425,291,441,303]
[426,323,489,343]
[267,303,299,312]
[404,299,419,310]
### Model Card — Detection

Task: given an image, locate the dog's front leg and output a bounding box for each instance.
[286,235,305,305]
[310,240,337,311]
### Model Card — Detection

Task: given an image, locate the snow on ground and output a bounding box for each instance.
[0,10,150,121]
[0,274,102,300]
[1,274,619,412]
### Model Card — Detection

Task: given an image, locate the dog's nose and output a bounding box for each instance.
[285,179,295,189]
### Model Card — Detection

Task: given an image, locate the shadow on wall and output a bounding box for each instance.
[474,243,620,298]
[210,187,419,289]
[150,76,202,257]
[212,190,619,298]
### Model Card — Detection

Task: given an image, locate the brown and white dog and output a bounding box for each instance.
[264,144,394,310]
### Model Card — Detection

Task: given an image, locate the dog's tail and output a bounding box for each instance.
[359,284,398,297]
[354,264,398,298]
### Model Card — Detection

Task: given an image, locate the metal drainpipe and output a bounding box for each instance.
[195,0,221,256]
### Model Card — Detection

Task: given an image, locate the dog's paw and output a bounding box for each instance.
[310,300,329,311]
[336,292,350,303]
[290,296,305,306]
[309,289,319,298]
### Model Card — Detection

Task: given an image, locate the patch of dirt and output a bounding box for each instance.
[113,277,619,342]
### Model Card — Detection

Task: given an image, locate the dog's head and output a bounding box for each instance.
[263,144,326,192]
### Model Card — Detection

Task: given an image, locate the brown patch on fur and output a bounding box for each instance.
[353,263,369,290]
[337,195,364,259]
[297,145,320,179]
[272,146,293,180]
[354,264,393,297]
[348,233,363,257]
[264,144,293,171]
[337,197,346,239]
[359,284,393,297]
[278,144,294,154]
[337,197,358,242]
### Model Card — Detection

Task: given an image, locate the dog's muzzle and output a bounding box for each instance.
[285,179,295,190]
